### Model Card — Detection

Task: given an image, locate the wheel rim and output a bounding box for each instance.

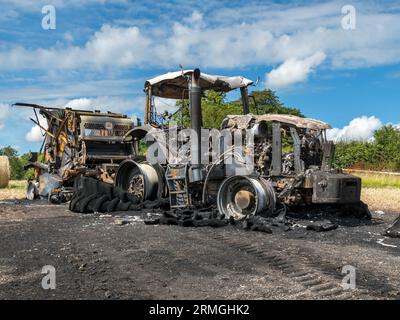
[217,176,276,219]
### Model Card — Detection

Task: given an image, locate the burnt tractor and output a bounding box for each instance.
[14,103,140,202]
[116,69,367,219]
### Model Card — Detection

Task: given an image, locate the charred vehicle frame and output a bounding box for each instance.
[115,68,367,219]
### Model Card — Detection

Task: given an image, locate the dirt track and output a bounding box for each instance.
[0,198,399,300]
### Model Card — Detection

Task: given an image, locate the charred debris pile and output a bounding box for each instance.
[70,176,370,234]
[385,216,400,238]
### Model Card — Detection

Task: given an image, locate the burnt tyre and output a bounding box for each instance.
[217,176,276,220]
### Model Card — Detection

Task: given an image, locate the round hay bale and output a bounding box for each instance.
[0,156,10,188]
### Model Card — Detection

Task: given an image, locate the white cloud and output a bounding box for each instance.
[0,103,11,129]
[3,0,127,12]
[0,78,142,102]
[65,98,92,109]
[327,116,383,142]
[0,25,151,70]
[25,125,44,142]
[2,2,400,73]
[25,115,47,142]
[63,32,74,43]
[266,52,326,88]
[184,10,203,26]
[64,96,144,114]
[83,25,151,69]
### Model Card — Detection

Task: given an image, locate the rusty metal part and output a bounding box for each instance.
[99,168,114,184]
[234,190,255,210]
[303,176,314,189]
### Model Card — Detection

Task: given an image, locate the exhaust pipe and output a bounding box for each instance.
[190,68,203,182]
[240,87,250,115]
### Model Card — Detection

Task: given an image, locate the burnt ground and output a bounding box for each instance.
[0,199,400,300]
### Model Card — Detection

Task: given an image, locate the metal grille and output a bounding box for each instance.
[84,123,105,130]
[83,122,132,137]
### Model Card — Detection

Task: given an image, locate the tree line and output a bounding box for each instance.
[334,125,400,171]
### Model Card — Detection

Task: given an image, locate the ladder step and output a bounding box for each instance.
[166,164,190,208]
[167,176,186,180]
[169,165,187,169]
[170,191,187,194]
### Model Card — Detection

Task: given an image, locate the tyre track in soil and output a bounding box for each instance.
[281,244,400,299]
[1,200,399,299]
[112,224,306,300]
[195,228,392,300]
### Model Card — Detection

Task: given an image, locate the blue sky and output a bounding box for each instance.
[0,0,400,153]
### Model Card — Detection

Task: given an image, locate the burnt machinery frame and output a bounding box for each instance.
[14,103,139,202]
[117,68,364,219]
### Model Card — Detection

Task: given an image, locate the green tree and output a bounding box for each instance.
[172,89,302,129]
[0,146,34,180]
[333,126,400,171]
[0,146,18,158]
[246,89,303,117]
[0,146,23,179]
[373,125,400,170]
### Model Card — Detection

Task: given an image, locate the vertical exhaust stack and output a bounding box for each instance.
[240,87,250,115]
[190,68,203,182]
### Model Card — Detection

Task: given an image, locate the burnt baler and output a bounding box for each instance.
[14,103,139,202]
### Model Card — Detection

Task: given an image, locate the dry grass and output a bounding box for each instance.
[0,180,26,200]
[346,170,400,188]
[362,187,400,213]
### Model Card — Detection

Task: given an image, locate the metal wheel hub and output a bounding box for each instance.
[115,160,159,201]
[217,176,276,220]
[234,190,255,210]
[128,174,145,199]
